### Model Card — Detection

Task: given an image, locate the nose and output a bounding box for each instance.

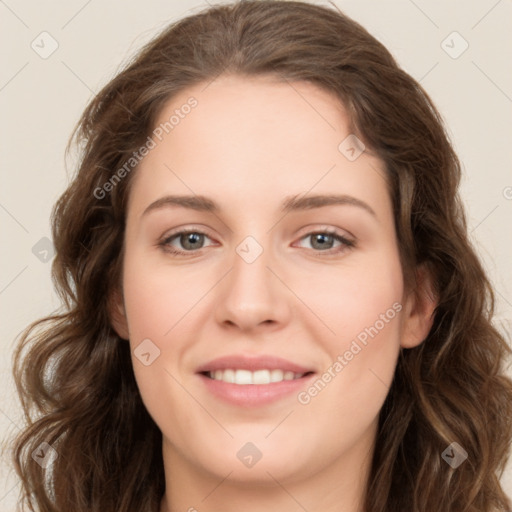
[214,237,292,333]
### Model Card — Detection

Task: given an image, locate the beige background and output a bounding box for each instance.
[1,0,511,508]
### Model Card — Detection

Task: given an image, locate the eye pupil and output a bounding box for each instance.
[182,232,204,250]
[311,233,333,250]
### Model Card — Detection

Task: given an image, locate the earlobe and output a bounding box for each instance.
[400,264,438,349]
[108,287,130,340]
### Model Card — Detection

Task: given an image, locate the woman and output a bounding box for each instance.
[12,1,512,511]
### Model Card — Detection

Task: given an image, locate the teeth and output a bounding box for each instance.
[208,369,306,385]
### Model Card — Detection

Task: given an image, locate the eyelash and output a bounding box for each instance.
[158,228,356,257]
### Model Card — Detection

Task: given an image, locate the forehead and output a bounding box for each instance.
[127,74,390,221]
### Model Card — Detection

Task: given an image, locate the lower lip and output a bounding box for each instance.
[197,373,315,407]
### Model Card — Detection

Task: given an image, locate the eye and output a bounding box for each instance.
[159,229,216,255]
[158,227,355,257]
[295,229,355,255]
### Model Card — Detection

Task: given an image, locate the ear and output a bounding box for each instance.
[400,263,438,349]
[108,286,130,340]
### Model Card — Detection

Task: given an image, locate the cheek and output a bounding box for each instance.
[292,245,404,343]
[295,296,402,465]
[294,245,403,411]
[122,251,204,343]
[120,251,189,396]
[122,253,196,436]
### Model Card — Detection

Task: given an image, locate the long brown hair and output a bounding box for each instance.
[11,1,512,511]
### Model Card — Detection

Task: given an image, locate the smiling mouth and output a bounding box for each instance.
[200,369,315,385]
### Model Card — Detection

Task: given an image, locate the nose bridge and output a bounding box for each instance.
[215,232,289,330]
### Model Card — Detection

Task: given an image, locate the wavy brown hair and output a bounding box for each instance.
[11,1,512,511]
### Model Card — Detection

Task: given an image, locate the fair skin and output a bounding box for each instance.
[111,74,436,512]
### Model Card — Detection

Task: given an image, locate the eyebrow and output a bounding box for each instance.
[142,193,376,217]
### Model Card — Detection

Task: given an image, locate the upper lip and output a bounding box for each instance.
[196,354,315,374]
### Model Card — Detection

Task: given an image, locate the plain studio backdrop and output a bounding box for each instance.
[1,0,511,508]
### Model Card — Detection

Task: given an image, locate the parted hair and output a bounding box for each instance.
[11,1,512,511]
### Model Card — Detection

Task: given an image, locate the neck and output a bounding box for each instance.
[159,421,376,512]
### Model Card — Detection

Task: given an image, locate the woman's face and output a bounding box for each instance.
[112,74,433,490]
